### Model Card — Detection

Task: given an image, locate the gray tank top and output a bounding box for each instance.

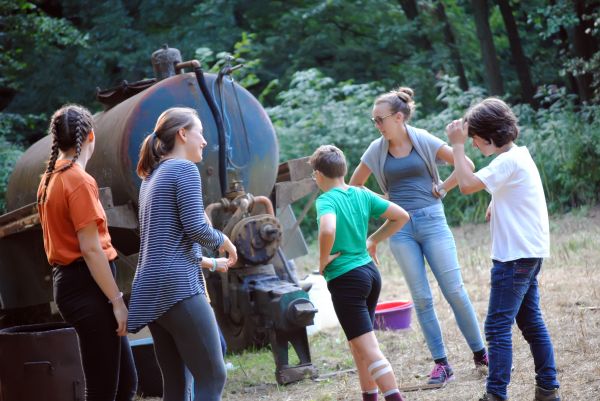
[384,148,440,211]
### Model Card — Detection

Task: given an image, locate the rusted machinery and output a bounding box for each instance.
[0,46,319,385]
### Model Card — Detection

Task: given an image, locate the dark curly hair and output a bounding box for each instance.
[464,98,519,147]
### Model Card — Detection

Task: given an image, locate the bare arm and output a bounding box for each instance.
[77,222,128,336]
[200,256,230,273]
[367,203,410,265]
[446,121,486,195]
[349,162,387,198]
[318,214,340,274]
[433,144,476,197]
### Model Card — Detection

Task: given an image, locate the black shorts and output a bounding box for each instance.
[327,261,381,341]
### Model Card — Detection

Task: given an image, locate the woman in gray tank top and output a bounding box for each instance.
[350,87,487,386]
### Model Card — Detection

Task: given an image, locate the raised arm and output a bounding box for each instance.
[446,120,486,195]
[176,162,237,264]
[433,144,476,197]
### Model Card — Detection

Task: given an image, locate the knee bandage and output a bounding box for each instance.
[368,358,393,380]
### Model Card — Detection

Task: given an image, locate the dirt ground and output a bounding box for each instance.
[141,208,600,401]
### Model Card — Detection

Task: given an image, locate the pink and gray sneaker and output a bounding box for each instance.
[427,362,454,385]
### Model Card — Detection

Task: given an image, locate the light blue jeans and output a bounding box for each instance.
[388,203,484,360]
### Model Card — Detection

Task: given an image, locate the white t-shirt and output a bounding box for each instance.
[474,146,550,262]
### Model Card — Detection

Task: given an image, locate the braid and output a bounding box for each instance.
[69,112,84,168]
[38,106,90,204]
[38,122,61,204]
[53,109,84,175]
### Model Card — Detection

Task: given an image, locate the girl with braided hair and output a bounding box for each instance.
[350,87,487,387]
[37,104,137,401]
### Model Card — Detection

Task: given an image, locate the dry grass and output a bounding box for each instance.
[142,208,600,401]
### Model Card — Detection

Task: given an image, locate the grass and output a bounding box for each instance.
[142,207,600,400]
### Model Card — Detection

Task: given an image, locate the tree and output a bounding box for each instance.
[433,1,469,91]
[565,0,598,102]
[470,0,504,95]
[496,0,537,106]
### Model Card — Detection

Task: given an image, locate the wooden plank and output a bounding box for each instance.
[0,213,40,239]
[0,202,38,227]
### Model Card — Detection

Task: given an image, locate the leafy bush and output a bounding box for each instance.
[270,71,600,233]
[0,135,24,214]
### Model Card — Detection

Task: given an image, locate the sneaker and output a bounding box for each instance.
[474,352,489,368]
[427,362,454,385]
[534,386,560,401]
[479,393,504,401]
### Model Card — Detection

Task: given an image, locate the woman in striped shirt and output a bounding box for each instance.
[128,107,237,401]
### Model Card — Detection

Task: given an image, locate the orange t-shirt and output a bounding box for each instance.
[37,159,117,266]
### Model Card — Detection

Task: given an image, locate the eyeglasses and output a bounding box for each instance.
[371,112,397,126]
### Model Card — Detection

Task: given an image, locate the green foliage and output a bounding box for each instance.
[0,111,47,145]
[0,135,24,214]
[0,0,87,92]
[272,71,600,231]
[516,90,600,212]
[269,68,384,172]
[1,0,600,226]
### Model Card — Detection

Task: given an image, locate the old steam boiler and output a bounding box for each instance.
[0,46,320,384]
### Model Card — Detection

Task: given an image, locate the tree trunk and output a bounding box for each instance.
[565,0,597,102]
[496,0,537,106]
[398,0,433,51]
[434,1,469,90]
[470,0,504,95]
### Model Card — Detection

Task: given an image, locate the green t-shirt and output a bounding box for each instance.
[316,186,390,281]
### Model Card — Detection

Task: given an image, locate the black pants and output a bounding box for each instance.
[327,262,382,341]
[53,260,137,401]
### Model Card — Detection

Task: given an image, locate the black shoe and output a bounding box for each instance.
[479,393,505,401]
[534,386,560,401]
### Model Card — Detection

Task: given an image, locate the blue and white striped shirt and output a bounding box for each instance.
[127,159,224,333]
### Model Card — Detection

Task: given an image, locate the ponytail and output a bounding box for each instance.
[136,133,159,179]
[136,107,200,179]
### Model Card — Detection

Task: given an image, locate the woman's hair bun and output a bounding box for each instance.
[395,87,414,103]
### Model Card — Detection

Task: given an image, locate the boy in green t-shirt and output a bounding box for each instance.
[311,145,409,401]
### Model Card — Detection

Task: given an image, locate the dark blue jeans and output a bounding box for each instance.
[485,258,559,399]
[53,260,137,401]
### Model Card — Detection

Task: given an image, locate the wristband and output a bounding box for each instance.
[109,291,123,304]
[210,258,218,272]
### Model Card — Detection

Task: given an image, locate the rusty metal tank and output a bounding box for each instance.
[6,72,278,212]
[0,47,318,385]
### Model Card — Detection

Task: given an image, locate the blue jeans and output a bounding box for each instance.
[486,258,559,399]
[388,203,484,360]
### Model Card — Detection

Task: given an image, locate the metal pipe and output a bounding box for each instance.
[204,202,223,225]
[252,195,275,216]
[180,61,228,198]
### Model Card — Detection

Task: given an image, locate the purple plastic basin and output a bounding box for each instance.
[373,300,413,331]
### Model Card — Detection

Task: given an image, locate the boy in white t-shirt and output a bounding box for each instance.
[446,98,560,401]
